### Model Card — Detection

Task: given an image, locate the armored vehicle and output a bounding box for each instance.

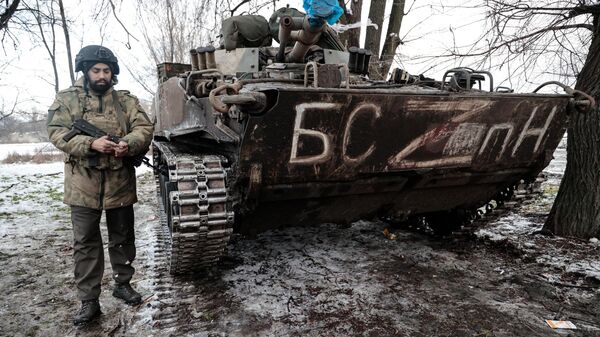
[152,9,593,274]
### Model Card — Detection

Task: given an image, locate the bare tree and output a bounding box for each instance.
[378,0,405,77]
[1,0,21,31]
[0,96,19,122]
[365,0,406,79]
[57,0,73,85]
[451,1,599,238]
[1,0,76,92]
[126,0,213,96]
[29,0,60,92]
[542,3,600,239]
[0,91,40,140]
[365,0,384,56]
[218,0,273,17]
[1,0,34,47]
[229,0,251,16]
[337,0,363,49]
[135,0,213,65]
[335,0,408,79]
[125,0,272,95]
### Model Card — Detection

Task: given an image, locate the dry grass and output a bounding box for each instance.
[2,151,63,164]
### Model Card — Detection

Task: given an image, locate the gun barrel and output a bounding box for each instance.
[285,16,325,63]
[72,118,122,143]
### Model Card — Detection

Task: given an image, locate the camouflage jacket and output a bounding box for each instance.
[47,78,154,210]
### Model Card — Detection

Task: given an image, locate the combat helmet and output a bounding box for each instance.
[74,45,120,75]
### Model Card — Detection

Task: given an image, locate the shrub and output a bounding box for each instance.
[2,151,63,164]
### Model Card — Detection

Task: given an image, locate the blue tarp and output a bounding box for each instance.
[303,0,344,26]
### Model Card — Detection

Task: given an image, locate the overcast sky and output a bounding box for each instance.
[0,0,513,114]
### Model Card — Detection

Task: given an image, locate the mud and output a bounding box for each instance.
[1,143,599,336]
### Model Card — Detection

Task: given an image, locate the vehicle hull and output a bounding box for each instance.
[219,88,568,232]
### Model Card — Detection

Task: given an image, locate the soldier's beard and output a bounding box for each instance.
[89,79,112,93]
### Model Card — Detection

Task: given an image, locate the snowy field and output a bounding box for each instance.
[0,142,61,161]
[1,140,599,336]
[0,141,153,175]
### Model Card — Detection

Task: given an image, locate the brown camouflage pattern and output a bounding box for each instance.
[47,78,154,210]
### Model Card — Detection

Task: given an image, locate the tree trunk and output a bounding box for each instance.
[58,0,74,86]
[378,0,404,79]
[543,14,600,238]
[167,1,175,62]
[0,0,21,31]
[337,0,362,49]
[365,0,384,56]
[34,0,59,93]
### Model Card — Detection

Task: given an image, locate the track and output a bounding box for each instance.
[153,138,546,272]
[153,141,234,274]
[445,175,546,237]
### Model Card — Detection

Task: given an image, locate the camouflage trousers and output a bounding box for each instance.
[71,205,136,301]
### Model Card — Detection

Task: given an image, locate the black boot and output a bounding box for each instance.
[73,299,101,325]
[112,282,142,305]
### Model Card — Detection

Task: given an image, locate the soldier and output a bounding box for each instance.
[47,45,154,325]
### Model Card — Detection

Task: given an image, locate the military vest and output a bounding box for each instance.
[69,88,130,170]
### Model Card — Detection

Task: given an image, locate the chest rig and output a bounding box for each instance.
[72,89,130,169]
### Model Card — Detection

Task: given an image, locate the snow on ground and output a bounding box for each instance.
[0,144,158,336]
[0,158,152,176]
[544,136,567,176]
[1,140,600,336]
[474,135,600,283]
[0,161,149,225]
[0,162,63,175]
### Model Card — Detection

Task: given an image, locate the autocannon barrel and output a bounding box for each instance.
[277,15,325,63]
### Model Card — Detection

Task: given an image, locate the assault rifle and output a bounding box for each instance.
[63,118,162,174]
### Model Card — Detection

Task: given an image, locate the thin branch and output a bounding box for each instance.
[57,0,74,85]
[485,0,599,14]
[230,0,250,16]
[449,23,594,58]
[0,184,17,193]
[107,0,139,48]
[0,96,18,121]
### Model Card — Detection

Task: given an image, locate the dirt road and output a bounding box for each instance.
[1,156,599,336]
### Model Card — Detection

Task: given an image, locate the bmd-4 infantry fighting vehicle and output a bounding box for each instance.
[151,8,594,274]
